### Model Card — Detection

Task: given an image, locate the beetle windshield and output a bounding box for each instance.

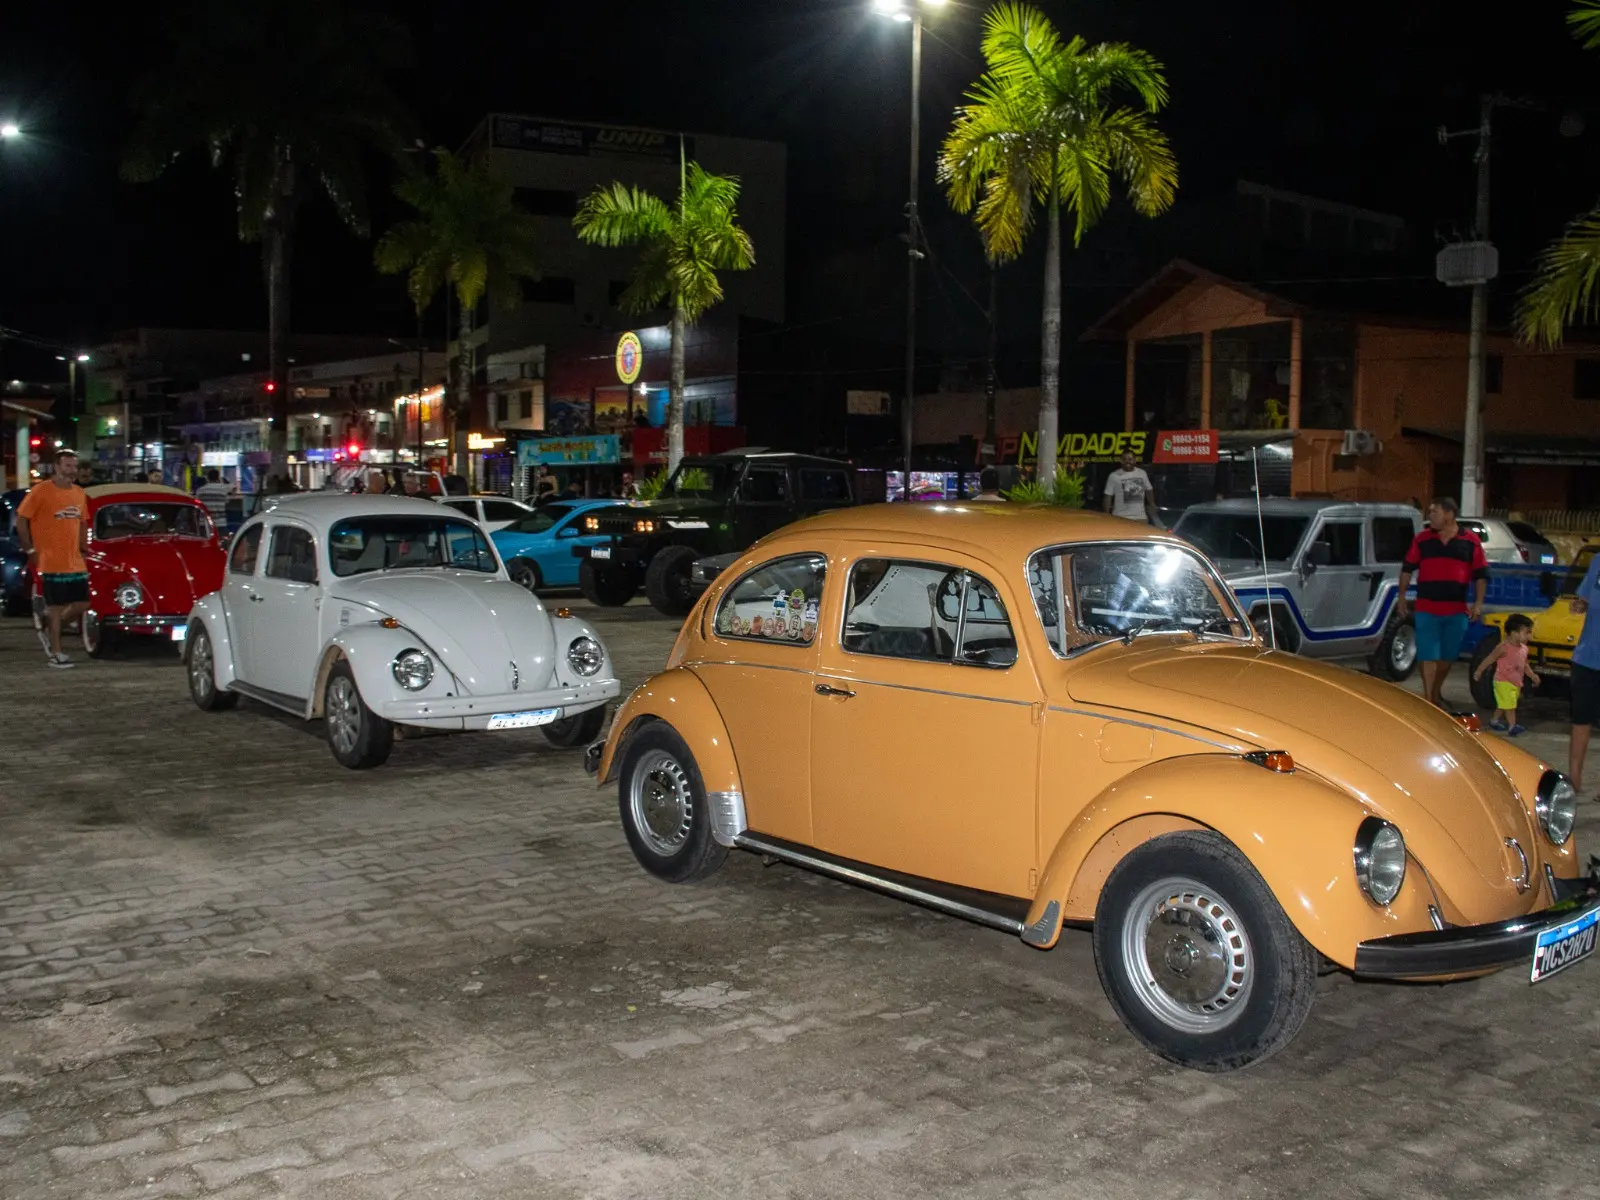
[328,516,499,577]
[1028,542,1250,656]
[1172,512,1308,564]
[93,503,212,540]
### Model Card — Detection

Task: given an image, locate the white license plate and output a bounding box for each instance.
[590,546,611,560]
[1530,905,1599,982]
[487,707,561,731]
[169,624,187,642]
[1540,554,1557,564]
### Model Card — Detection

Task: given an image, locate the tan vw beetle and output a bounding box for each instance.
[587,504,1599,1070]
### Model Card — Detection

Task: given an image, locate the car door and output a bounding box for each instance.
[478,499,527,533]
[221,522,265,682]
[1296,518,1370,650]
[1368,514,1418,624]
[809,550,1039,898]
[733,465,794,546]
[249,520,324,700]
[543,505,611,587]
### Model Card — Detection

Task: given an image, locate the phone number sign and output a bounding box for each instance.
[1152,430,1219,464]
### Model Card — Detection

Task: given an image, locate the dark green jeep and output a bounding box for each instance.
[574,451,857,616]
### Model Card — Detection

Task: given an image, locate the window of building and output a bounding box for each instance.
[1301,321,1356,430]
[1486,353,1503,395]
[513,188,577,218]
[1574,358,1600,400]
[521,276,576,305]
[712,554,826,646]
[842,559,1017,668]
[495,394,509,425]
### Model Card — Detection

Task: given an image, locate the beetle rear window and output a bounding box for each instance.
[713,554,825,645]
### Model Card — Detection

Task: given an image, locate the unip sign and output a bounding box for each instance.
[615,332,643,385]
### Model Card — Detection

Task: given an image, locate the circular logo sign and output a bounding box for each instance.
[615,332,643,385]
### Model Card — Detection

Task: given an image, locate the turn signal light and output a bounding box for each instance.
[554,607,572,619]
[1245,750,1296,773]
[1454,713,1482,733]
[380,617,400,629]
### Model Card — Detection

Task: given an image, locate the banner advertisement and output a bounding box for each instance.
[517,435,620,467]
[1014,430,1148,465]
[1151,430,1220,464]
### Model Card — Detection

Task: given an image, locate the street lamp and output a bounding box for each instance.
[56,351,90,453]
[0,123,20,140]
[872,0,945,491]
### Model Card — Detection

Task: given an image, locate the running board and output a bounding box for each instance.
[732,832,1031,936]
[227,681,308,717]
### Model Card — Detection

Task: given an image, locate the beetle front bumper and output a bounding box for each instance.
[1353,868,1600,978]
[379,677,621,730]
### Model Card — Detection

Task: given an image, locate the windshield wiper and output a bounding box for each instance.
[1122,617,1195,646]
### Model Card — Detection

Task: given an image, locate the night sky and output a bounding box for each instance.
[3,0,1599,386]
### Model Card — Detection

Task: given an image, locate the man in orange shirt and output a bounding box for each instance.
[16,450,92,668]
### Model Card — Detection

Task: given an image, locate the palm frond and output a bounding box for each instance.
[573,184,674,247]
[1571,0,1600,49]
[1518,206,1600,345]
[980,3,1063,87]
[1093,108,1178,217]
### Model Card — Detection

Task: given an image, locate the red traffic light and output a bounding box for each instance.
[346,442,360,458]
[29,436,43,447]
[263,380,277,392]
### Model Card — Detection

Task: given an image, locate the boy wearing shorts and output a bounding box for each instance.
[1472,613,1540,735]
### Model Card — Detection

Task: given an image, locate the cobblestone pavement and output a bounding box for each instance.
[2,605,1598,1200]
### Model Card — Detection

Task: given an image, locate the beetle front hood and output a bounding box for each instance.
[330,571,556,695]
[88,537,224,614]
[1066,643,1543,922]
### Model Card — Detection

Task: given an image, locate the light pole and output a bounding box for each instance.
[57,352,90,455]
[0,123,20,140]
[873,0,943,493]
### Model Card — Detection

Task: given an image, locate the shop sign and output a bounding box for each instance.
[1151,430,1219,464]
[517,435,620,467]
[615,332,643,385]
[1015,430,1148,465]
[467,432,505,451]
[490,116,694,162]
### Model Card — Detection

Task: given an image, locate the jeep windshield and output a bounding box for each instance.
[328,516,498,577]
[1173,512,1308,564]
[1028,541,1250,657]
[658,462,737,500]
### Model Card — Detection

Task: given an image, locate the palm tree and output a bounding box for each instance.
[574,156,755,473]
[940,2,1177,487]
[121,0,412,478]
[1519,0,1600,344]
[374,150,543,477]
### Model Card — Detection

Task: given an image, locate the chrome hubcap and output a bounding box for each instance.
[628,749,693,857]
[189,632,212,698]
[326,676,362,755]
[1121,877,1254,1034]
[1391,624,1417,673]
[82,613,99,652]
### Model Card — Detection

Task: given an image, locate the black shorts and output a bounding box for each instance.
[1572,663,1600,727]
[40,573,89,608]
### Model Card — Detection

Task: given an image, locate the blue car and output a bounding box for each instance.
[2,489,30,617]
[491,499,629,592]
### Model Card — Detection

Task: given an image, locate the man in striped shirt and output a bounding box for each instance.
[1396,497,1488,708]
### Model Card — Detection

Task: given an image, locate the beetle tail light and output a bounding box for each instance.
[1245,750,1296,772]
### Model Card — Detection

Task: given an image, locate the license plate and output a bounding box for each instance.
[487,707,561,731]
[169,624,187,642]
[1530,905,1599,982]
[1540,554,1557,564]
[590,546,611,560]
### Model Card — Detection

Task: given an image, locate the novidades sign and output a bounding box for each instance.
[1017,431,1148,465]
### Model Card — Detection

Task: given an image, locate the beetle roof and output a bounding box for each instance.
[770,502,1169,558]
[245,492,455,530]
[85,484,201,504]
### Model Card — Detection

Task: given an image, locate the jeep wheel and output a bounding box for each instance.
[1093,831,1317,1072]
[645,545,699,617]
[324,661,394,769]
[1468,630,1500,713]
[1367,611,1417,681]
[579,559,637,606]
[617,723,728,883]
[542,704,607,747]
[1251,608,1298,654]
[508,557,541,593]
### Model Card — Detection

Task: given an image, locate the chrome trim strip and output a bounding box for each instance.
[1045,705,1243,750]
[733,833,1027,935]
[826,676,1033,707]
[707,790,748,847]
[1506,837,1532,893]
[1428,904,1446,932]
[685,658,814,677]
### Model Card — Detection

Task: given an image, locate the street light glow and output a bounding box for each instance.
[0,122,19,140]
[76,353,90,362]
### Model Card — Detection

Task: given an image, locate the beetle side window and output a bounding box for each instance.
[1370,517,1415,563]
[842,558,1016,667]
[265,526,317,584]
[713,554,825,645]
[228,524,263,575]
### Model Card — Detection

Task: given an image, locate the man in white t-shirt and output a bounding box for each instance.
[1102,450,1156,523]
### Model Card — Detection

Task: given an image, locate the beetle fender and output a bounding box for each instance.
[1024,755,1435,968]
[309,626,427,719]
[596,666,740,794]
[188,595,238,688]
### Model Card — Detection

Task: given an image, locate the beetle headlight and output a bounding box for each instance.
[391,648,434,691]
[1536,770,1577,847]
[1354,816,1407,907]
[566,636,603,677]
[115,582,142,610]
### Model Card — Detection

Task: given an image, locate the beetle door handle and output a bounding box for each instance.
[815,683,855,698]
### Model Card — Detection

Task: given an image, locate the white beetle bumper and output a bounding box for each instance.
[379,676,621,730]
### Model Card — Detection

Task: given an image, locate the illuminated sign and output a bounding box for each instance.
[517,435,620,467]
[615,332,643,385]
[1014,431,1148,465]
[467,433,506,451]
[1151,430,1219,464]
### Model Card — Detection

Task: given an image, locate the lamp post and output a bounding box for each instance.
[57,352,90,455]
[872,0,944,493]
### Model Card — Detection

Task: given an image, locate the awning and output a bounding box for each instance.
[1402,427,1600,467]
[2,400,55,420]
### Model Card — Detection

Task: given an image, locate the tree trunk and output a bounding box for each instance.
[667,301,687,474]
[455,298,473,481]
[1038,190,1061,489]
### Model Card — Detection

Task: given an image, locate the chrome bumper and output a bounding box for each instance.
[102,614,187,630]
[379,677,621,725]
[1353,869,1600,978]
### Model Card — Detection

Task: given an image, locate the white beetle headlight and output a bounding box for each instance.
[567,636,604,677]
[1354,817,1406,906]
[391,648,434,691]
[115,582,142,610]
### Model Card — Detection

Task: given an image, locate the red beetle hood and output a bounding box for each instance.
[87,537,225,615]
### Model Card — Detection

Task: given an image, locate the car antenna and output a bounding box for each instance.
[1253,446,1276,650]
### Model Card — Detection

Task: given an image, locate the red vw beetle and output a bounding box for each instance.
[30,484,227,658]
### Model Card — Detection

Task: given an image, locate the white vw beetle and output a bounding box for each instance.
[185,494,621,768]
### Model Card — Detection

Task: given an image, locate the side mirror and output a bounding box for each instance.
[556,525,579,539]
[1302,542,1331,575]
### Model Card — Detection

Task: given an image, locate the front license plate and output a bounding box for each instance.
[487,707,561,731]
[169,624,187,642]
[590,546,612,560]
[1530,906,1599,982]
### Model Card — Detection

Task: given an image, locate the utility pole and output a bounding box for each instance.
[983,263,998,467]
[900,6,924,491]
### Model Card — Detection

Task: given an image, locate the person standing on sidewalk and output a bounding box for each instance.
[1103,450,1156,523]
[1565,549,1600,794]
[1395,497,1488,708]
[16,450,92,668]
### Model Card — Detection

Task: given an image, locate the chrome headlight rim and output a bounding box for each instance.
[115,581,142,610]
[391,647,434,691]
[566,635,604,678]
[1354,815,1407,907]
[1536,769,1577,847]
